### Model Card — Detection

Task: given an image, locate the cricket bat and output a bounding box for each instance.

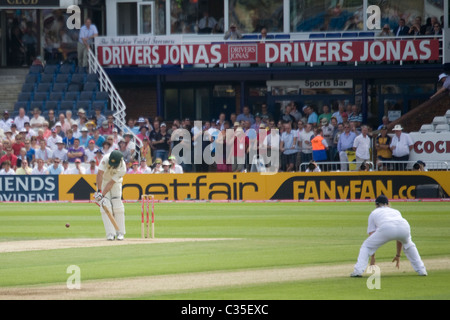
[101,203,120,232]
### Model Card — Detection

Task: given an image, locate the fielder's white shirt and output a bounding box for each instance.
[367,206,407,234]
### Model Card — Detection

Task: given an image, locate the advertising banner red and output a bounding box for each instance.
[96,39,439,66]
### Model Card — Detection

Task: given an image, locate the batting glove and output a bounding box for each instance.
[94,192,103,202]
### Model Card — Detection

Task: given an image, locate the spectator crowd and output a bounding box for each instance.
[0,99,421,175]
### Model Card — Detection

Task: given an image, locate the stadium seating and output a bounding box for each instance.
[12,62,109,117]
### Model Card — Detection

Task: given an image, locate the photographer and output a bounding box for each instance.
[305,160,321,172]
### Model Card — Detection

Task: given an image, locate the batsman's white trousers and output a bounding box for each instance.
[100,181,126,237]
[353,220,427,275]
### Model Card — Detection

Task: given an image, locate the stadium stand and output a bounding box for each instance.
[12,62,108,117]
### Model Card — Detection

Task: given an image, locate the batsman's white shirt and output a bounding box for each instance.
[98,153,126,187]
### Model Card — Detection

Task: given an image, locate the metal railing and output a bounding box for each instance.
[299,160,449,172]
[87,48,143,158]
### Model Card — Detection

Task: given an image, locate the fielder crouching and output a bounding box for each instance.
[94,150,127,240]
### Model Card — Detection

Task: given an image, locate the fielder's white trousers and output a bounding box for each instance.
[353,220,427,275]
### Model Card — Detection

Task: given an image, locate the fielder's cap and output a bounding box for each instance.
[375,195,389,205]
[438,73,448,81]
[393,124,403,131]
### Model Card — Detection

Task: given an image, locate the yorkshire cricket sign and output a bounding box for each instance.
[1,172,449,202]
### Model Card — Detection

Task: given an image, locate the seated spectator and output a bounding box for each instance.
[53,141,68,162]
[47,128,63,151]
[65,158,85,174]
[46,158,64,175]
[12,133,25,156]
[58,113,71,134]
[152,158,163,173]
[40,122,51,140]
[67,138,85,163]
[0,160,15,175]
[84,139,97,163]
[169,155,183,173]
[46,109,57,129]
[30,108,45,130]
[79,127,92,147]
[86,159,99,174]
[99,120,113,136]
[94,149,103,166]
[161,160,174,173]
[93,106,106,129]
[35,139,53,165]
[127,161,140,174]
[102,140,113,155]
[31,158,47,174]
[72,123,81,139]
[63,129,75,149]
[118,140,132,165]
[16,159,32,175]
[138,158,153,173]
[91,128,105,148]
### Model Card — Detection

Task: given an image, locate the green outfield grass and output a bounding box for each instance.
[0,201,449,300]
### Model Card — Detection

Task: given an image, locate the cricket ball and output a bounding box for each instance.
[65,223,70,228]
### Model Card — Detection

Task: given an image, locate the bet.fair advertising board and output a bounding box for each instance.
[1,172,449,202]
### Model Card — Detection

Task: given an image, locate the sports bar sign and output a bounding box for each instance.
[95,36,439,66]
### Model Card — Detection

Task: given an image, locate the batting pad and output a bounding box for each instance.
[111,198,126,235]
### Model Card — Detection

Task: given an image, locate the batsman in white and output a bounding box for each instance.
[94,150,127,240]
[351,195,427,277]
